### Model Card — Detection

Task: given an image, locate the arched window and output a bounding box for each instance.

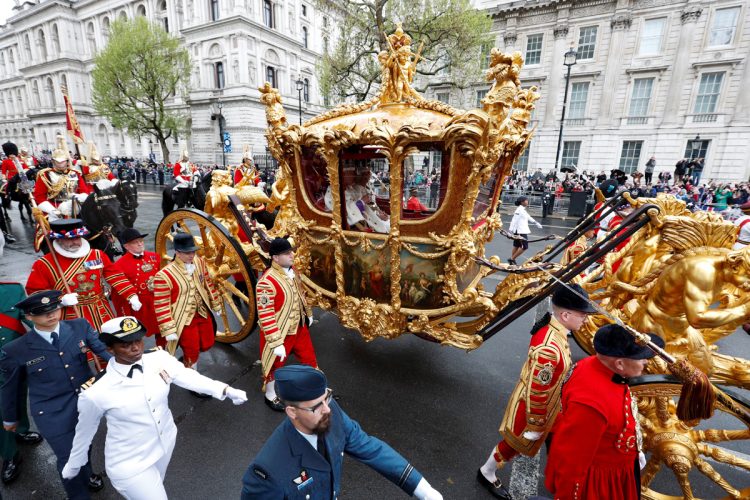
[118,11,127,20]
[210,0,220,21]
[303,78,310,102]
[98,124,110,147]
[263,0,273,28]
[302,26,308,48]
[45,77,55,107]
[266,66,276,87]
[32,80,40,108]
[52,24,61,54]
[136,4,146,16]
[158,1,169,32]
[102,17,111,42]
[37,30,48,60]
[23,34,31,60]
[215,62,225,88]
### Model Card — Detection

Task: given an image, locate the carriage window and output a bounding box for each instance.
[402,144,448,221]
[472,170,500,221]
[339,146,390,234]
[299,146,330,213]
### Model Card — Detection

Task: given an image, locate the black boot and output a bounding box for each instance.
[3,232,16,243]
[1,454,21,484]
[88,473,105,491]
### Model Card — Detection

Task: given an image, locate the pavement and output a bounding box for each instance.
[0,183,747,499]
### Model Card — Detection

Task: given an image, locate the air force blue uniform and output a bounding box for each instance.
[0,318,111,499]
[241,400,423,499]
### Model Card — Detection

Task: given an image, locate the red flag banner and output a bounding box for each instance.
[62,87,85,144]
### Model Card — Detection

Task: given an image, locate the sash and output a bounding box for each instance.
[0,313,26,335]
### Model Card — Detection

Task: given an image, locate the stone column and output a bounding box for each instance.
[733,56,750,125]
[504,14,518,51]
[597,13,631,126]
[543,24,570,127]
[661,5,702,126]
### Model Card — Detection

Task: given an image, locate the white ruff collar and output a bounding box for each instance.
[53,239,91,259]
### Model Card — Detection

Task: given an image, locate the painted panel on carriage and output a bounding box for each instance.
[308,238,337,293]
[342,245,392,302]
[399,244,446,309]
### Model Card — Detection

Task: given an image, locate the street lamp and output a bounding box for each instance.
[212,101,226,168]
[553,47,578,172]
[148,139,153,160]
[689,134,702,159]
[295,77,304,125]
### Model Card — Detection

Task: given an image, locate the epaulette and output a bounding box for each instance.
[81,369,106,390]
[145,346,163,353]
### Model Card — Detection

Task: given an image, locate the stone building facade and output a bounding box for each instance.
[431,0,750,181]
[0,0,330,164]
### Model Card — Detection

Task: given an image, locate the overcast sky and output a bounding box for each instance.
[0,0,15,25]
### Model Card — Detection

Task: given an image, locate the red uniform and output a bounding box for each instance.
[607,214,630,273]
[233,165,260,186]
[406,196,428,212]
[81,163,116,186]
[25,246,137,330]
[153,257,220,365]
[494,314,572,461]
[110,251,162,344]
[172,161,193,188]
[1,158,20,179]
[545,356,640,500]
[33,167,91,208]
[257,263,316,383]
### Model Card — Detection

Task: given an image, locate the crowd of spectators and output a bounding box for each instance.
[504,156,750,215]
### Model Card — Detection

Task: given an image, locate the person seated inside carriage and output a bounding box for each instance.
[341,167,390,234]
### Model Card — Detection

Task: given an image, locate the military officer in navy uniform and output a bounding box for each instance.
[62,316,248,500]
[0,290,110,499]
[241,365,443,500]
[0,282,43,484]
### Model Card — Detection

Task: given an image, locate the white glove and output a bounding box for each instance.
[522,430,543,441]
[75,193,88,203]
[61,462,80,480]
[165,333,178,342]
[129,296,143,312]
[639,451,647,470]
[61,293,79,306]
[306,315,313,327]
[225,387,248,405]
[536,222,543,229]
[273,345,287,362]
[413,478,442,500]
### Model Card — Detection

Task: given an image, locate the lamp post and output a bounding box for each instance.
[148,139,153,160]
[295,77,304,125]
[689,134,701,159]
[553,47,578,172]
[214,101,226,168]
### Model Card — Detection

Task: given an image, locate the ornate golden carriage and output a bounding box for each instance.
[154,27,750,498]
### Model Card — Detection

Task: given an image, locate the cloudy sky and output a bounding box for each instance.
[0,0,16,25]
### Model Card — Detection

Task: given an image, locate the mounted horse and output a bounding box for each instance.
[79,185,127,259]
[161,170,211,217]
[113,176,138,228]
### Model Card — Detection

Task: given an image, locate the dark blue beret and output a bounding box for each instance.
[275,365,327,402]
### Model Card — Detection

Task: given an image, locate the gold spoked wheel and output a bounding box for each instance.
[630,375,750,500]
[155,209,257,343]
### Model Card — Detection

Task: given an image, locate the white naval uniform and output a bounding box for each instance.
[734,215,750,250]
[65,349,228,500]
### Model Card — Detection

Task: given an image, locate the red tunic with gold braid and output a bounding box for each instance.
[25,248,137,330]
[110,251,161,336]
[545,356,640,500]
[33,167,91,207]
[495,315,572,459]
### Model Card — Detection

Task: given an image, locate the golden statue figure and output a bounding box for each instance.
[379,23,423,104]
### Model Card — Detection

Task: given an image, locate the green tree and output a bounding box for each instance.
[316,0,492,104]
[92,17,190,163]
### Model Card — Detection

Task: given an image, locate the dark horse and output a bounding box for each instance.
[113,177,138,228]
[161,171,211,217]
[79,186,127,260]
[7,168,37,222]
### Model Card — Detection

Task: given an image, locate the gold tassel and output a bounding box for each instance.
[670,358,716,421]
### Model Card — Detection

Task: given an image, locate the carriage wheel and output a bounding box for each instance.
[630,375,750,499]
[155,209,257,343]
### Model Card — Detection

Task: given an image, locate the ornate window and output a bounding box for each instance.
[525,34,543,65]
[402,144,448,220]
[302,26,308,48]
[215,62,225,88]
[266,66,276,87]
[263,0,273,28]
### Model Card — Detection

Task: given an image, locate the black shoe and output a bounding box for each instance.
[1,454,21,484]
[264,396,285,412]
[476,469,512,499]
[88,473,104,492]
[3,232,16,243]
[15,431,42,444]
[507,259,516,266]
[189,390,211,398]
